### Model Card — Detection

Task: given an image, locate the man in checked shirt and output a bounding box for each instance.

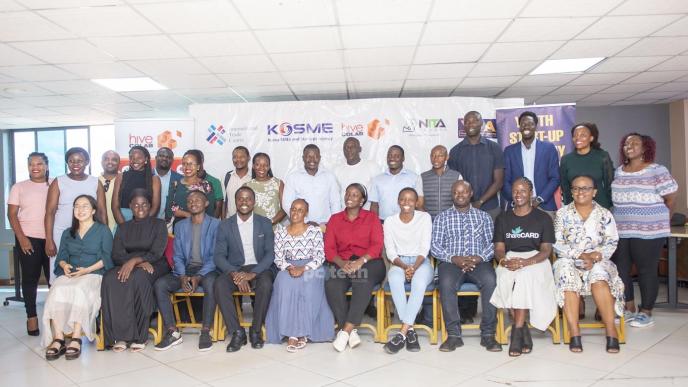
[431,180,501,353]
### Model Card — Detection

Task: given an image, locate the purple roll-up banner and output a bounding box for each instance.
[495,104,575,157]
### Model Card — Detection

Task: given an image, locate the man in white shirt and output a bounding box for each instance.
[223,146,251,219]
[333,137,380,210]
[283,144,341,225]
[214,186,275,352]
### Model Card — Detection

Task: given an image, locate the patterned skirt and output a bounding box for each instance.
[553,258,625,316]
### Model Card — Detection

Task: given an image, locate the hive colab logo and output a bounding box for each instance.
[206,124,227,145]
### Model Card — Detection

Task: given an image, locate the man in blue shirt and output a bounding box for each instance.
[283,144,341,225]
[370,145,418,221]
[154,190,220,352]
[448,111,504,220]
[502,111,560,216]
[432,180,501,352]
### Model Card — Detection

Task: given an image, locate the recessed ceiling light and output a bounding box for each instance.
[91,77,168,92]
[530,57,605,75]
[3,87,31,95]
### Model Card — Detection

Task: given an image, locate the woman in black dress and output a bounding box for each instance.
[101,188,170,352]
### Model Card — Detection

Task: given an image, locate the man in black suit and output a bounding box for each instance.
[214,186,275,352]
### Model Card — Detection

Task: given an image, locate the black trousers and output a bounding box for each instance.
[214,265,274,334]
[14,237,50,318]
[612,237,665,310]
[325,259,386,327]
[155,271,218,330]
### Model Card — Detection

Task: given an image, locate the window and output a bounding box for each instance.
[10,125,115,185]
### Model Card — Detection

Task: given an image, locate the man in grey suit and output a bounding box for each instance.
[214,186,275,352]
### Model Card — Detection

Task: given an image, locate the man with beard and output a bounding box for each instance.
[155,147,182,220]
[334,137,380,210]
[502,111,560,218]
[100,150,120,231]
[214,187,275,352]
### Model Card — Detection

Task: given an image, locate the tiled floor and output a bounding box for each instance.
[1,285,687,387]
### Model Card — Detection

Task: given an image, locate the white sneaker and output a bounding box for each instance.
[348,329,361,349]
[333,330,349,352]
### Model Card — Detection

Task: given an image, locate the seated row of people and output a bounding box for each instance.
[41,174,625,360]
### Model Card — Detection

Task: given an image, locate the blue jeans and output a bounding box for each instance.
[388,256,434,326]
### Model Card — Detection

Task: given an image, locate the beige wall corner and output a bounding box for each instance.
[669,99,688,215]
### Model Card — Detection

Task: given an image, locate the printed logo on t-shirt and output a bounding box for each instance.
[506,226,539,239]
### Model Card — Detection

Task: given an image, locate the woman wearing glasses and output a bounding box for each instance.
[42,195,112,361]
[553,175,624,354]
[45,147,107,284]
[164,149,216,230]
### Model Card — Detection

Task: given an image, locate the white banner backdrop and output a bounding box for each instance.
[190,97,523,182]
[114,119,195,172]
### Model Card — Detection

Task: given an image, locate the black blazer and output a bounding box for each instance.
[213,213,275,274]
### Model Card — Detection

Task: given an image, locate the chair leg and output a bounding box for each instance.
[562,309,570,344]
[552,308,562,344]
[97,310,105,351]
[376,290,384,343]
[496,309,507,345]
[439,306,447,342]
[617,314,626,344]
[431,291,438,345]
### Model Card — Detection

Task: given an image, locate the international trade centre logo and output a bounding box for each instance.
[206,124,227,145]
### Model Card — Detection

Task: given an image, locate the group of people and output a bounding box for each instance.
[7,110,677,360]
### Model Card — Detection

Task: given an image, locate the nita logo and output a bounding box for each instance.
[267,122,334,136]
[206,124,227,145]
[403,118,446,132]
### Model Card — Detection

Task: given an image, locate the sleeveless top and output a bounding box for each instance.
[244,177,281,219]
[119,169,147,209]
[54,174,99,241]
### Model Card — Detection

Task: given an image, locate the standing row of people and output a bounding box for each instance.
[7,110,677,357]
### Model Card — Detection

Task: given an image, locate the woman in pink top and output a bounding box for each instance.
[7,152,52,336]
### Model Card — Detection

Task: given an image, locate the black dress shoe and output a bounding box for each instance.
[249,328,264,349]
[226,329,247,352]
[439,336,464,352]
[480,336,503,352]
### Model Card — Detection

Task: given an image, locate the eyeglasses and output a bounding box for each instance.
[571,186,594,193]
[103,179,111,193]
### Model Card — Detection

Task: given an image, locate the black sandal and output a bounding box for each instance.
[521,326,533,354]
[65,338,82,360]
[508,325,523,357]
[569,336,583,353]
[606,336,620,354]
[46,339,66,361]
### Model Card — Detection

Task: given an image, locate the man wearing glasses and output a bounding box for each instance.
[99,150,120,232]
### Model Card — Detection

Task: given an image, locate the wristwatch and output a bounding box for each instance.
[535,196,544,205]
[362,257,368,264]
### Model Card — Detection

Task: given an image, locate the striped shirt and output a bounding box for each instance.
[431,205,494,263]
[612,163,678,239]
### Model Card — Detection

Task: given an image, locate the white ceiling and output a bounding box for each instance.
[0,0,687,129]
